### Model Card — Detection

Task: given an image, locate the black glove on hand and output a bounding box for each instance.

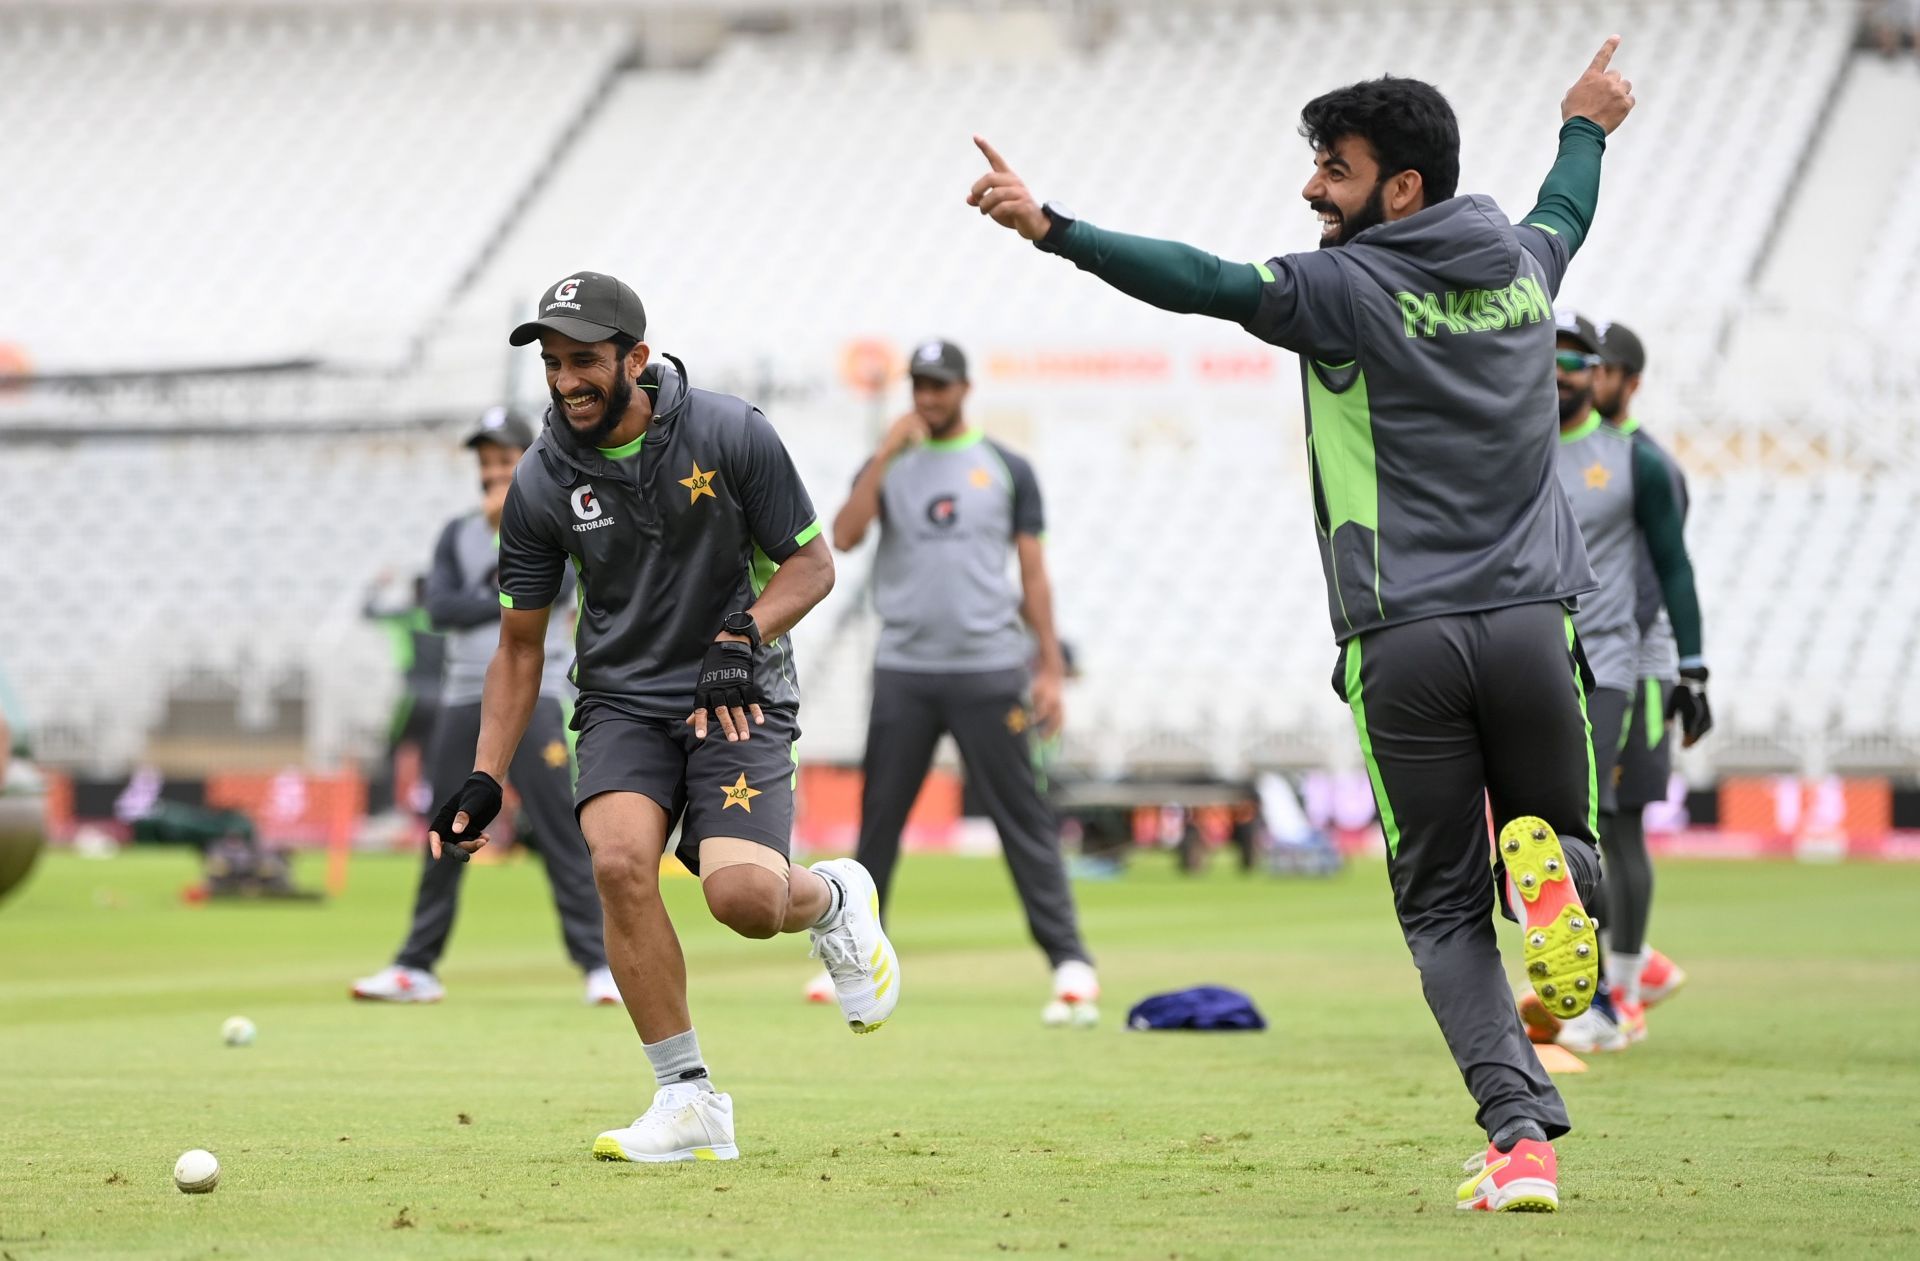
[427,771,502,864]
[694,639,761,715]
[1667,666,1712,747]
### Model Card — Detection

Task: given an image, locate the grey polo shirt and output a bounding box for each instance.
[867,430,1043,674]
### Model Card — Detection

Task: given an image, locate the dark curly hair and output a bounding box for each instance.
[1299,76,1460,205]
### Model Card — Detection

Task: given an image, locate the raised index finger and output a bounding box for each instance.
[974,134,1011,173]
[1587,35,1620,74]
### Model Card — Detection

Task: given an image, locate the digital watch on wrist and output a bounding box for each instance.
[722,610,762,650]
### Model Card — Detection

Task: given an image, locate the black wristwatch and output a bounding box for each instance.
[1034,200,1077,255]
[722,610,762,650]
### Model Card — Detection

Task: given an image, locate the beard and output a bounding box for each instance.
[552,371,634,449]
[1558,383,1594,423]
[925,407,964,439]
[1591,385,1622,421]
[1314,179,1390,250]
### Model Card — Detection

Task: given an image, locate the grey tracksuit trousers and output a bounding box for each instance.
[1340,601,1604,1140]
[394,698,606,974]
[856,666,1089,968]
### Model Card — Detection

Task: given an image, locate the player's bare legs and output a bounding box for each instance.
[699,848,831,938]
[579,791,689,1043]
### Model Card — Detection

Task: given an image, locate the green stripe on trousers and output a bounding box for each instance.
[1342,637,1403,858]
[1566,614,1598,839]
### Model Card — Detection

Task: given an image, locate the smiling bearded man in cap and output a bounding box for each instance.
[423,271,901,1163]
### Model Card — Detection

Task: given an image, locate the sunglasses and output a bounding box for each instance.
[1555,351,1601,372]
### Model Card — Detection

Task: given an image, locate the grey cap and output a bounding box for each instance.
[509,271,647,347]
[1553,309,1603,355]
[465,405,535,451]
[1598,321,1647,376]
[907,338,968,384]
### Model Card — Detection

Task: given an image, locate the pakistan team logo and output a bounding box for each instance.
[721,774,762,812]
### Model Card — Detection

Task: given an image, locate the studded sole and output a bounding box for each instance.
[1498,816,1599,1022]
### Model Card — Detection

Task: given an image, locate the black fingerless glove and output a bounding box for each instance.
[427,771,502,864]
[694,640,761,713]
[1667,666,1712,745]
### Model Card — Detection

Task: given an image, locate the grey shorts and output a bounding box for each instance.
[1615,677,1675,809]
[573,704,798,875]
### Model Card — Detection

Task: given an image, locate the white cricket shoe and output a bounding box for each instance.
[803,969,835,1004]
[1042,959,1100,1027]
[592,1083,737,1162]
[806,858,899,1034]
[350,965,444,1003]
[584,966,622,1007]
[1556,1005,1629,1054]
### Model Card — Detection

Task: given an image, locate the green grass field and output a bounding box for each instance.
[2,848,1916,1259]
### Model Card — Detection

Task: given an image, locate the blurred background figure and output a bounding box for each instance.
[351,408,616,1006]
[362,572,444,831]
[826,339,1097,1026]
[1872,0,1920,59]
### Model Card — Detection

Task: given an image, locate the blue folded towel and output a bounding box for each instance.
[1126,986,1267,1031]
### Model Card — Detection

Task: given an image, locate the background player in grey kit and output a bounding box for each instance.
[351,408,615,1007]
[971,39,1637,1211]
[827,339,1097,1025]
[424,271,900,1165]
[1542,314,1708,1054]
[1593,320,1698,1014]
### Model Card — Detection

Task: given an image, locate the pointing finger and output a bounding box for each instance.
[1588,34,1620,74]
[974,134,1011,173]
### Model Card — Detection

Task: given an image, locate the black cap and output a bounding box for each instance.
[1553,309,1602,355]
[1598,320,1647,376]
[464,405,535,451]
[509,271,647,347]
[907,338,968,384]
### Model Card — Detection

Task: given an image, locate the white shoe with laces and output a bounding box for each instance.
[592,1083,737,1162]
[806,858,899,1034]
[1042,960,1100,1027]
[584,966,622,1007]
[350,965,444,1003]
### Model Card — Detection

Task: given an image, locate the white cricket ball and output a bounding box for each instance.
[173,1149,220,1194]
[222,1016,255,1047]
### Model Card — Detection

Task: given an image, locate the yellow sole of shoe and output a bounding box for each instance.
[1499,816,1599,1022]
[1499,1195,1559,1213]
[592,1136,628,1161]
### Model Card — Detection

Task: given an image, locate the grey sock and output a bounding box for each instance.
[1490,1119,1548,1152]
[642,1029,714,1092]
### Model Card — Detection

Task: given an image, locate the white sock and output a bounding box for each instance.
[1607,951,1644,1007]
[810,869,846,928]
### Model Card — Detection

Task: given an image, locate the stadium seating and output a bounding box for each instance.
[0,8,626,371]
[1,0,1914,785]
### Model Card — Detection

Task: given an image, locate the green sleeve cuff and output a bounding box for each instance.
[498,592,514,608]
[792,520,823,549]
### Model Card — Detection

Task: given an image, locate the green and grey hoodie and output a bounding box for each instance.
[496,358,823,721]
[1242,195,1596,641]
